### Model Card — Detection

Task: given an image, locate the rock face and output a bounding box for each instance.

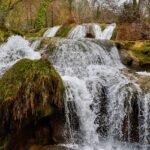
[0,59,65,150]
[115,41,150,71]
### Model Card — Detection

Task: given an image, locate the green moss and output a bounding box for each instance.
[56,24,75,37]
[0,29,5,43]
[100,24,106,31]
[113,40,136,49]
[0,27,25,43]
[0,59,64,121]
[111,24,119,40]
[114,40,150,71]
[128,41,150,65]
[39,37,60,52]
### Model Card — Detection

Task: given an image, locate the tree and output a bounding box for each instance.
[34,0,51,29]
[67,0,74,15]
[0,0,23,28]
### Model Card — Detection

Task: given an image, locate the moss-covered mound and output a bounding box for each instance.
[0,59,65,149]
[0,59,64,121]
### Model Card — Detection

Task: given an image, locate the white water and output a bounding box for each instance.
[49,38,150,150]
[0,35,41,75]
[101,23,116,40]
[137,71,150,76]
[31,38,42,50]
[88,0,133,7]
[68,23,116,40]
[0,32,149,150]
[43,25,62,37]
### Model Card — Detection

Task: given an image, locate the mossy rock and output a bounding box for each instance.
[138,76,150,93]
[0,59,64,121]
[114,40,150,71]
[0,27,24,43]
[37,37,63,60]
[56,24,75,37]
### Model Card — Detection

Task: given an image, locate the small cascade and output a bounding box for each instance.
[0,35,41,75]
[30,38,42,50]
[0,26,149,150]
[49,38,150,149]
[43,25,62,37]
[101,23,116,40]
[68,23,116,40]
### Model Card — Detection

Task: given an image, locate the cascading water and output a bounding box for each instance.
[0,35,41,75]
[0,27,149,150]
[68,23,116,40]
[100,23,116,40]
[49,38,150,150]
[43,25,62,37]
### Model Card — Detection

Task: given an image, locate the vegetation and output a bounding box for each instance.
[56,24,75,37]
[34,0,51,29]
[0,59,64,120]
[114,40,150,71]
[0,59,65,150]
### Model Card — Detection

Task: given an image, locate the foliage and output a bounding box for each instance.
[0,59,64,121]
[34,0,50,29]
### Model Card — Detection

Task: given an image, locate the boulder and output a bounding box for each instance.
[0,59,65,149]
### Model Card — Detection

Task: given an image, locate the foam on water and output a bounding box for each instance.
[68,23,116,40]
[0,35,41,75]
[49,38,150,150]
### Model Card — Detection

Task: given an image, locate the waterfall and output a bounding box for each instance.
[100,23,116,40]
[0,33,149,149]
[0,35,41,75]
[68,23,116,40]
[49,38,150,150]
[43,25,62,37]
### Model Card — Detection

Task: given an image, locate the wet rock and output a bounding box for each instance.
[114,41,150,71]
[137,76,150,93]
[119,49,140,69]
[50,113,66,144]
